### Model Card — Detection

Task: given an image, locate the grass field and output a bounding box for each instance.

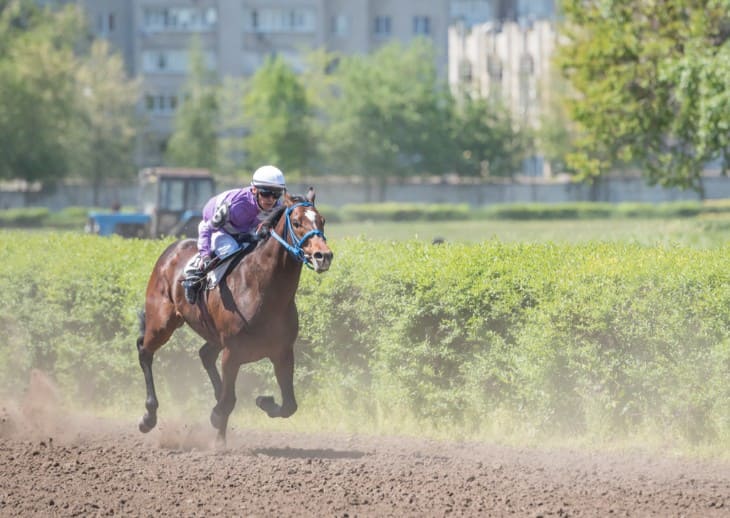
[326,214,730,247]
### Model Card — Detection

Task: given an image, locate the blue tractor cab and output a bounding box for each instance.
[87,167,215,238]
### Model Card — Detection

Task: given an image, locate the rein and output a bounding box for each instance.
[269,202,326,269]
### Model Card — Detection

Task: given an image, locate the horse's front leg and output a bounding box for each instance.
[209,348,238,446]
[199,342,222,402]
[256,346,297,418]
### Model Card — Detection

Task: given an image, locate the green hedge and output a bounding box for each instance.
[1,231,729,447]
[297,239,730,443]
[0,206,90,229]
[339,200,718,221]
[3,199,724,229]
[340,202,472,222]
[0,207,50,227]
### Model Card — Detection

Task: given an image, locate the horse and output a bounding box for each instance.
[135,188,333,445]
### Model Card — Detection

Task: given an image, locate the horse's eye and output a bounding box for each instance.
[292,221,301,228]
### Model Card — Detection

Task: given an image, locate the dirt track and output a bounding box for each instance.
[1,376,730,517]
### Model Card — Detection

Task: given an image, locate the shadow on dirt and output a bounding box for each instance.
[251,447,366,460]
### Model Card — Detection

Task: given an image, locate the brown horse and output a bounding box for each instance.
[136,188,333,444]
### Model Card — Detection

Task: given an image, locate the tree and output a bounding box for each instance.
[556,0,730,195]
[70,40,140,205]
[217,77,247,177]
[0,1,82,184]
[166,36,219,170]
[664,3,730,188]
[241,55,315,178]
[535,68,578,177]
[452,92,527,178]
[324,39,454,200]
[299,49,342,176]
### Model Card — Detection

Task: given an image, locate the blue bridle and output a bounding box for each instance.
[269,202,326,269]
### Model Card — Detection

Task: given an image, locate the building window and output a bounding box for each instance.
[96,11,115,34]
[374,15,391,36]
[413,16,430,35]
[331,14,348,36]
[142,50,217,74]
[244,7,315,33]
[144,93,180,114]
[459,59,473,83]
[487,55,503,81]
[143,7,217,33]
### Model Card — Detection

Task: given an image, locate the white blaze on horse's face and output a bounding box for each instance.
[305,209,318,229]
[298,207,332,273]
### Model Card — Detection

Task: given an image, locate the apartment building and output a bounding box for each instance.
[68,0,450,165]
[449,0,558,176]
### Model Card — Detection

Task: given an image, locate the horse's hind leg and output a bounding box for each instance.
[199,342,222,402]
[137,304,182,433]
[256,347,297,418]
[137,330,158,433]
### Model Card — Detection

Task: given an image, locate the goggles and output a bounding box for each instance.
[257,188,282,200]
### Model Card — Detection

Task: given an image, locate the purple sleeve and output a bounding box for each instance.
[196,194,221,258]
[196,189,259,257]
[226,189,261,234]
[197,219,213,258]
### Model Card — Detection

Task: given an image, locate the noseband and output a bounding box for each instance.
[269,202,326,269]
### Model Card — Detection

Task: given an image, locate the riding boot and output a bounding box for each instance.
[183,268,204,304]
[183,254,208,304]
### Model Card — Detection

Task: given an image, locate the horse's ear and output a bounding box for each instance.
[306,186,316,205]
[284,191,295,206]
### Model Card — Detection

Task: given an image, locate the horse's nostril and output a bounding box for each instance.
[312,251,333,262]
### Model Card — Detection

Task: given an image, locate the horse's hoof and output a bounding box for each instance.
[138,414,156,433]
[214,434,227,451]
[210,409,224,431]
[280,403,298,418]
[255,396,279,417]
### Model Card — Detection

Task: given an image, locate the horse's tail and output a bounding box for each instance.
[136,309,146,352]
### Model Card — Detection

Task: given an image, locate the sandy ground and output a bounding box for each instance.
[1,371,729,517]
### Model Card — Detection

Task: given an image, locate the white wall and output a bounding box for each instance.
[3,176,727,212]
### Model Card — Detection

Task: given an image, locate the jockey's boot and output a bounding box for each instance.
[182,269,204,304]
[182,255,207,304]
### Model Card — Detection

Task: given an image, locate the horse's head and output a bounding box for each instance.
[266,187,333,273]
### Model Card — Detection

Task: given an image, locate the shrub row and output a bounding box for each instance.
[297,238,730,444]
[2,199,730,229]
[0,206,92,229]
[334,200,729,222]
[1,231,729,446]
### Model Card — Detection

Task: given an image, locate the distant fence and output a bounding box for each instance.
[2,176,729,211]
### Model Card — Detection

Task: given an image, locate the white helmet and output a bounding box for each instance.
[251,165,286,190]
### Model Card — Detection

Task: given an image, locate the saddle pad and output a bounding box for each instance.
[206,262,229,289]
[206,239,258,290]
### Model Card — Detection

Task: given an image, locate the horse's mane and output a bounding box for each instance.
[257,195,309,237]
[224,195,310,271]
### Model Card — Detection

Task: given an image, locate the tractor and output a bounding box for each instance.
[86,167,215,238]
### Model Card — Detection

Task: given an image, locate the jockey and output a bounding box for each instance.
[182,165,286,304]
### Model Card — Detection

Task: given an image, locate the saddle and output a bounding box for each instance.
[183,237,259,295]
